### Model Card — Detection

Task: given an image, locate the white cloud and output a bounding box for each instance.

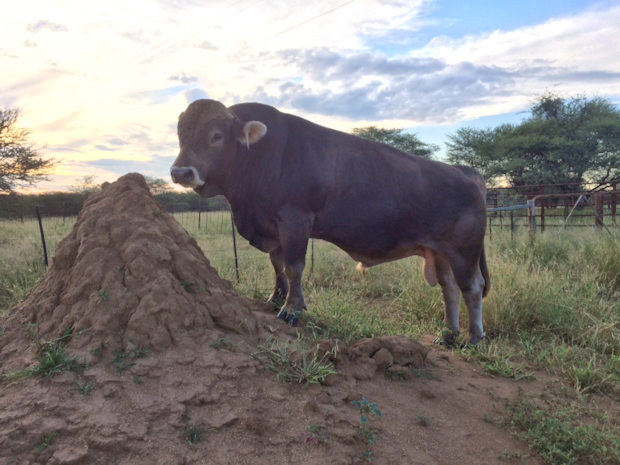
[1,0,619,190]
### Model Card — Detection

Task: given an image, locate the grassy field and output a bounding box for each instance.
[1,211,618,464]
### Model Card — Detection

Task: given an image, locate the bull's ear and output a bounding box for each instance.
[236,121,267,148]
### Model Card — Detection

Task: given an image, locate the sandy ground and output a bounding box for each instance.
[1,174,545,465]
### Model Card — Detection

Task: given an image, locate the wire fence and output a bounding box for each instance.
[2,182,617,271]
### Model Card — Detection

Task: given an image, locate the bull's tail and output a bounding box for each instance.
[480,246,490,297]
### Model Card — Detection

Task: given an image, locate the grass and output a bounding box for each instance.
[112,347,149,374]
[3,325,85,380]
[251,333,337,386]
[1,212,618,464]
[504,396,620,465]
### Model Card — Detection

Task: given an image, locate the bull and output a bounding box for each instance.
[170,100,490,344]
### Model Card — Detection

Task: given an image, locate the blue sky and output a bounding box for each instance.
[1,0,619,191]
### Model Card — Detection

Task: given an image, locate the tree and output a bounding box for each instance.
[71,175,100,194]
[353,126,438,159]
[446,93,620,189]
[0,108,54,192]
[144,176,172,195]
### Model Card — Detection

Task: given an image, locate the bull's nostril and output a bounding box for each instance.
[171,167,195,184]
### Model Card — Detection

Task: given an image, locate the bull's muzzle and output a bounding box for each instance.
[170,166,199,186]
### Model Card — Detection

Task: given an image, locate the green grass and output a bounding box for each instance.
[1,212,618,465]
[3,325,84,381]
[251,333,337,386]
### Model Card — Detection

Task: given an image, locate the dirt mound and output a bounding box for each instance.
[0,173,540,465]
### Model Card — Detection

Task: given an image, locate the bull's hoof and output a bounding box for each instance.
[461,334,485,349]
[433,331,459,347]
[276,309,300,326]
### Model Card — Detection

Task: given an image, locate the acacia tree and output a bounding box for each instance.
[353,126,438,159]
[0,108,54,192]
[446,93,620,189]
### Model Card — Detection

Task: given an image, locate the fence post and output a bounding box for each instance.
[611,182,617,226]
[540,186,545,232]
[230,213,240,282]
[198,198,202,230]
[527,199,536,237]
[35,206,49,266]
[594,192,604,228]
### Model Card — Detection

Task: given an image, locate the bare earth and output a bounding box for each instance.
[1,174,545,465]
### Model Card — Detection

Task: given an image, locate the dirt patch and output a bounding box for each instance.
[1,173,542,464]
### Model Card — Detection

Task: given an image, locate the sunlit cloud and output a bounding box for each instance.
[1,0,619,191]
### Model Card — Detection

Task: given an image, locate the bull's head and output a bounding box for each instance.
[170,99,267,197]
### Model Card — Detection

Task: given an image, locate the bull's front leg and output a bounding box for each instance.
[275,212,311,326]
[268,247,288,307]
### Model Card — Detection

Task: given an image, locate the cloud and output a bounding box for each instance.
[23,40,38,48]
[195,40,218,51]
[26,20,68,33]
[246,49,516,122]
[169,73,198,84]
[0,49,18,59]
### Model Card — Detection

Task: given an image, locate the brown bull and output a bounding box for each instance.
[171,100,490,344]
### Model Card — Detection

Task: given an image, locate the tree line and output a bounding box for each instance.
[1,92,618,205]
[0,190,229,219]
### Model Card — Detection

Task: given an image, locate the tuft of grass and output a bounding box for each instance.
[4,325,85,381]
[504,397,620,465]
[210,337,235,351]
[252,333,336,386]
[183,422,205,449]
[112,346,149,374]
[306,424,328,445]
[35,431,57,456]
[351,398,382,462]
[461,337,534,380]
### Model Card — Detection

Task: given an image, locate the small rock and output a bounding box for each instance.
[373,347,394,369]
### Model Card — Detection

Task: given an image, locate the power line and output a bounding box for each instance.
[235,0,357,54]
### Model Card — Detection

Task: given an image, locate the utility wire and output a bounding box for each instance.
[235,0,357,54]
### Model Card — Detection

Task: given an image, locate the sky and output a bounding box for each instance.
[1,0,619,192]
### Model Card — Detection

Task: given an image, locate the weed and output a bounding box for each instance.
[112,346,148,374]
[35,431,57,455]
[306,424,327,444]
[97,289,108,302]
[184,422,205,448]
[181,280,197,294]
[3,325,85,381]
[461,338,534,380]
[210,337,235,351]
[416,415,429,427]
[351,398,382,462]
[73,378,94,395]
[498,449,523,462]
[251,334,336,386]
[504,397,620,465]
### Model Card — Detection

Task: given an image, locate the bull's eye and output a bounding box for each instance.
[210,132,223,144]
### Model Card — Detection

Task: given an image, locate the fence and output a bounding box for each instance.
[486,181,617,238]
[3,182,617,272]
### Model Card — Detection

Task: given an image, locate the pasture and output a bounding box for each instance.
[1,211,618,464]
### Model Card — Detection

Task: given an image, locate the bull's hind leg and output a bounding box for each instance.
[450,253,486,344]
[268,247,288,307]
[435,254,462,346]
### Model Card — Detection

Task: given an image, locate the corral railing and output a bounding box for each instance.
[486,181,617,237]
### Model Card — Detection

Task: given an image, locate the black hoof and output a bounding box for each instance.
[433,332,458,347]
[276,309,300,326]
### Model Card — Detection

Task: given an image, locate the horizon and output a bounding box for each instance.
[2,0,619,193]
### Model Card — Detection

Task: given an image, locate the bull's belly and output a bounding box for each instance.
[314,231,430,267]
[343,244,428,268]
